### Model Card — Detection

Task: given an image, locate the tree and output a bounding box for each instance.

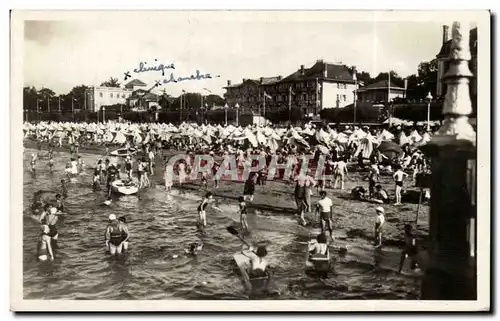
[356,71,373,85]
[374,70,404,87]
[171,93,224,110]
[100,77,121,87]
[158,92,173,110]
[23,86,39,111]
[67,85,89,111]
[204,94,225,108]
[404,59,438,100]
[37,88,56,112]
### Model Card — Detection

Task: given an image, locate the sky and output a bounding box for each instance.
[23,12,459,97]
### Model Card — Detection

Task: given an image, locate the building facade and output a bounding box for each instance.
[223,60,358,116]
[436,25,477,98]
[356,80,406,103]
[128,89,160,110]
[85,79,149,112]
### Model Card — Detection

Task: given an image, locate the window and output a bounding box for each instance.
[343,95,347,101]
[122,94,126,98]
[336,94,340,101]
[99,92,103,98]
[110,93,113,98]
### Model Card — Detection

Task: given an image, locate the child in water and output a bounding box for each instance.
[60,179,68,199]
[374,207,385,248]
[398,224,420,273]
[239,196,249,232]
[197,192,213,228]
[48,155,54,173]
[92,168,101,191]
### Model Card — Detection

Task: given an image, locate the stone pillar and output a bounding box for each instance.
[420,21,477,300]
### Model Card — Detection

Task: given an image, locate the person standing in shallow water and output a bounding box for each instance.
[197,192,213,228]
[60,179,68,199]
[104,214,129,256]
[38,225,54,261]
[164,162,173,193]
[374,207,385,248]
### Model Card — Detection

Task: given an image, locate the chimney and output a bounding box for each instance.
[278,75,282,80]
[323,62,328,78]
[227,80,232,86]
[442,25,450,44]
[300,65,305,75]
[242,78,246,83]
[260,77,264,83]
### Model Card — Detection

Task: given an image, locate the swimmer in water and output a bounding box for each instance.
[197,192,213,228]
[104,214,129,256]
[103,197,112,206]
[38,225,54,261]
[118,216,129,252]
[40,207,59,241]
[184,242,203,255]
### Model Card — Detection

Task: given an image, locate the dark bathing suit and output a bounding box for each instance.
[198,200,208,212]
[108,223,126,246]
[396,181,403,187]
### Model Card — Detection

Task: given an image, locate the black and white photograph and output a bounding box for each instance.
[10,10,491,311]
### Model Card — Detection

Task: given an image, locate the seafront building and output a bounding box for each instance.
[223,60,358,116]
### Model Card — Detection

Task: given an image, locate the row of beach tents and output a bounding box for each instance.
[24,121,433,156]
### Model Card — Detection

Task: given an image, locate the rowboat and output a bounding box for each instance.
[110,179,139,195]
[110,148,137,157]
[233,253,277,295]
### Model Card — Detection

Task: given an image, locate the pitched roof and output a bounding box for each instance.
[357,80,405,92]
[128,90,158,101]
[281,61,355,83]
[223,76,281,89]
[436,27,478,59]
[260,76,281,85]
[124,79,147,88]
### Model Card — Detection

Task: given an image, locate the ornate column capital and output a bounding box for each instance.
[432,21,476,147]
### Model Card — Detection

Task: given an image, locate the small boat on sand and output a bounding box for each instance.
[110,148,137,157]
[110,179,138,195]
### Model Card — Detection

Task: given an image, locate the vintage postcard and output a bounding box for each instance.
[10,10,491,311]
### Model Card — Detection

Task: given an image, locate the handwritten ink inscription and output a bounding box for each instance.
[133,59,175,76]
[125,59,220,85]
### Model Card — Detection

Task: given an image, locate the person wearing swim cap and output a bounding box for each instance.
[38,225,54,261]
[103,197,112,206]
[104,214,129,256]
[39,207,59,240]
